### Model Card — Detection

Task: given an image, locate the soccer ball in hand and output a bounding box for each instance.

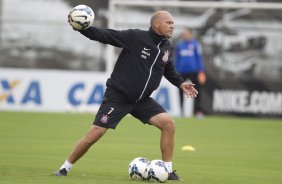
[68,5,95,30]
[128,157,150,180]
[144,159,169,183]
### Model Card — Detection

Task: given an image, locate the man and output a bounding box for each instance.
[175,27,206,118]
[54,11,198,180]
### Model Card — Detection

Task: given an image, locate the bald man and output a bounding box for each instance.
[54,10,198,180]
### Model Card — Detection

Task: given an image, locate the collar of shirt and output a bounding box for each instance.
[148,27,166,45]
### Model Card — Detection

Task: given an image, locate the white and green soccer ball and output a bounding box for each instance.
[69,5,95,30]
[128,157,150,180]
[144,159,169,183]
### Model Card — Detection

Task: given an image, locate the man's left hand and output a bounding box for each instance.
[180,82,198,98]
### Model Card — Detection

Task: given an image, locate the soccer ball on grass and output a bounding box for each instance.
[128,157,150,180]
[68,5,95,30]
[144,159,169,182]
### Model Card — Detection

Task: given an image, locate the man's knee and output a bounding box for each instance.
[164,119,175,133]
[149,113,175,132]
[158,118,175,133]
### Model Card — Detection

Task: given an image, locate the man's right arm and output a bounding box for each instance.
[79,26,134,49]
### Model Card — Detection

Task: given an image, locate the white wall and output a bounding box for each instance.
[0,68,193,116]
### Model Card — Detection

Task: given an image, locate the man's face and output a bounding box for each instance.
[155,13,174,38]
[182,29,192,40]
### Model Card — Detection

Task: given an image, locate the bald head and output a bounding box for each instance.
[150,11,174,38]
[150,11,171,26]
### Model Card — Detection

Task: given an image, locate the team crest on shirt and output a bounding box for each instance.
[101,114,109,123]
[162,50,170,63]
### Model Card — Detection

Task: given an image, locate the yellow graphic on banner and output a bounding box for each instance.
[0,80,20,102]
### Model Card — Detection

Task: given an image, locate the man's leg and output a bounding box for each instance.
[55,125,107,176]
[148,113,180,180]
[180,73,192,117]
[68,125,107,163]
[149,112,175,162]
[178,88,184,117]
[193,73,204,118]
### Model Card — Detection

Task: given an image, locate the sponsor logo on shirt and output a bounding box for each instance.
[141,47,151,59]
[143,47,151,51]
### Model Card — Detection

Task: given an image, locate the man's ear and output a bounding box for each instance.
[153,21,159,29]
[152,19,160,33]
[155,20,160,27]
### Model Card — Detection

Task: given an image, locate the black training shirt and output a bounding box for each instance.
[80,26,185,103]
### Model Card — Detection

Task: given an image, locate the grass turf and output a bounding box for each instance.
[0,111,281,184]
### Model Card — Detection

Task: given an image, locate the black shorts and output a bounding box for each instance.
[93,89,166,129]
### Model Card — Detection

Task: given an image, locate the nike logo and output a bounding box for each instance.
[143,47,151,51]
[74,15,87,20]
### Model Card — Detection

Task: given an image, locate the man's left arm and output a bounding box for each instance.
[164,59,198,98]
[163,59,184,87]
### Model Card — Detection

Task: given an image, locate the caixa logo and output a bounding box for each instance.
[67,83,171,111]
[67,83,104,106]
[0,79,42,105]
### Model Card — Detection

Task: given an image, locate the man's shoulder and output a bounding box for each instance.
[126,29,150,41]
[127,29,147,34]
[122,29,148,38]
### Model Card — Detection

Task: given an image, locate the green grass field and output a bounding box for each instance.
[0,111,281,184]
